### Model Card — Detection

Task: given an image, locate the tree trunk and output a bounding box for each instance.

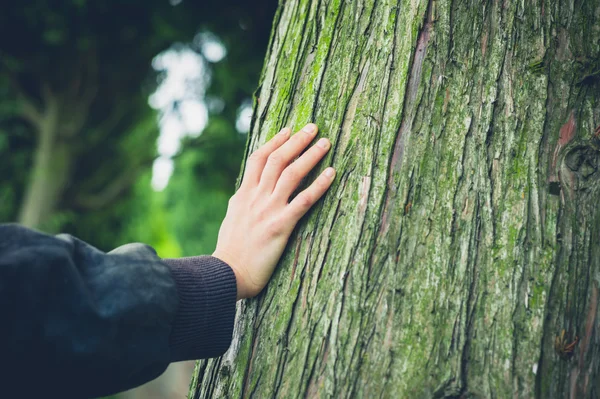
[190,0,600,397]
[18,99,72,229]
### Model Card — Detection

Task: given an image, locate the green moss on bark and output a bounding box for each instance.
[191,0,600,398]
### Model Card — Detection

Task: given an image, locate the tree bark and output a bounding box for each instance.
[190,0,600,397]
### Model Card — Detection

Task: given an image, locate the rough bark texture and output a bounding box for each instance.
[190,0,600,397]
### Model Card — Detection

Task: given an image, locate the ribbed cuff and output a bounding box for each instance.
[162,255,237,362]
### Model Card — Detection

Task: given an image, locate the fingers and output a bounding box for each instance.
[284,167,336,223]
[272,137,331,202]
[259,123,319,193]
[241,127,291,188]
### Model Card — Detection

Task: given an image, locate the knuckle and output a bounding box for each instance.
[302,132,314,144]
[282,167,300,182]
[248,151,264,163]
[267,153,283,166]
[297,193,313,208]
[255,207,270,221]
[266,220,284,236]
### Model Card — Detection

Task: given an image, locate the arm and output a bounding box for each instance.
[0,224,236,398]
[1,123,335,398]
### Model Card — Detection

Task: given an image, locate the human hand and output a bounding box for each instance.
[212,123,335,300]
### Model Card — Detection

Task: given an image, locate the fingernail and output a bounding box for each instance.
[324,167,335,177]
[302,123,317,134]
[278,127,290,136]
[317,138,329,149]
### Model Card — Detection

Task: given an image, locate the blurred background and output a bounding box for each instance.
[0,0,276,397]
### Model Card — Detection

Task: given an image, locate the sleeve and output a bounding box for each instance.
[0,224,237,399]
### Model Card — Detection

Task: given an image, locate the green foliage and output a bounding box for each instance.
[0,1,275,397]
[0,0,203,239]
[165,122,245,256]
[0,109,33,223]
[162,1,277,256]
[0,0,275,254]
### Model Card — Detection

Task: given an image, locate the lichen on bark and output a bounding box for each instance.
[190,0,600,397]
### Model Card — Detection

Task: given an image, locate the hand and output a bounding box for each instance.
[213,123,335,300]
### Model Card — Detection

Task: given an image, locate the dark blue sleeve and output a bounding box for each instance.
[0,224,236,399]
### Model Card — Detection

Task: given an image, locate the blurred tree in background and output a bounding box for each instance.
[0,0,275,252]
[0,0,276,397]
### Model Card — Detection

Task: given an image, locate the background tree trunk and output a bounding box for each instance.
[190,0,600,397]
[17,97,72,229]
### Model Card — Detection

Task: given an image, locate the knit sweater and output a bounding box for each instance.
[0,224,237,398]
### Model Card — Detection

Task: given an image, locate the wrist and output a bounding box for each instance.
[161,255,237,360]
[212,250,246,300]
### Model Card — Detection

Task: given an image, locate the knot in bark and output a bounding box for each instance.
[565,146,598,176]
[563,146,599,189]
